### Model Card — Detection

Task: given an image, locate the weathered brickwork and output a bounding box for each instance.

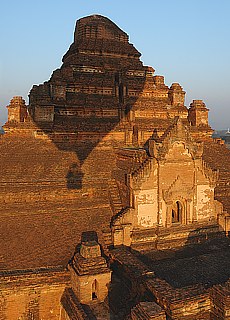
[6,96,28,124]
[0,14,229,319]
[0,268,69,320]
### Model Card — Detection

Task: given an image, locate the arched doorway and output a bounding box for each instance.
[92,279,98,300]
[172,201,182,223]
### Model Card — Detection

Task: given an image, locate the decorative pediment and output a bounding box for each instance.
[148,117,203,160]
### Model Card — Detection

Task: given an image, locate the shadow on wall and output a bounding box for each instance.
[35,71,148,191]
[66,162,84,190]
[25,15,175,191]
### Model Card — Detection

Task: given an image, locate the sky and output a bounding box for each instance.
[0,0,229,129]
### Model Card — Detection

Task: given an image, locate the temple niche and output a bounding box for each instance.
[0,14,230,320]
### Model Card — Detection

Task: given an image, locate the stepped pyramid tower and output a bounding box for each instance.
[0,14,229,320]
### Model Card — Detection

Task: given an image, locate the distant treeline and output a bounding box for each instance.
[213,130,230,149]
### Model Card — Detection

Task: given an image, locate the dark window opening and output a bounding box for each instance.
[119,84,124,104]
[92,292,97,300]
[172,201,182,223]
[92,279,98,300]
[172,209,176,222]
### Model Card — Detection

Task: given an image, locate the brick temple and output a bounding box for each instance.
[0,14,230,319]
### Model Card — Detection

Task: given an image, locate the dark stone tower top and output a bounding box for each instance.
[63,14,141,65]
[74,14,129,42]
[28,14,210,141]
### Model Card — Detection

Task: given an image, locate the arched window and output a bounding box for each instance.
[172,201,182,223]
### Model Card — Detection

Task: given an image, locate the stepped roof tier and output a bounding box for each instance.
[63,14,142,64]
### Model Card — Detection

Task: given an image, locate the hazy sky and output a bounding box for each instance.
[0,0,229,129]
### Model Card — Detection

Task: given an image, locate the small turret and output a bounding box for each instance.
[153,75,165,87]
[188,99,209,127]
[168,83,185,107]
[68,235,111,304]
[7,96,27,123]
